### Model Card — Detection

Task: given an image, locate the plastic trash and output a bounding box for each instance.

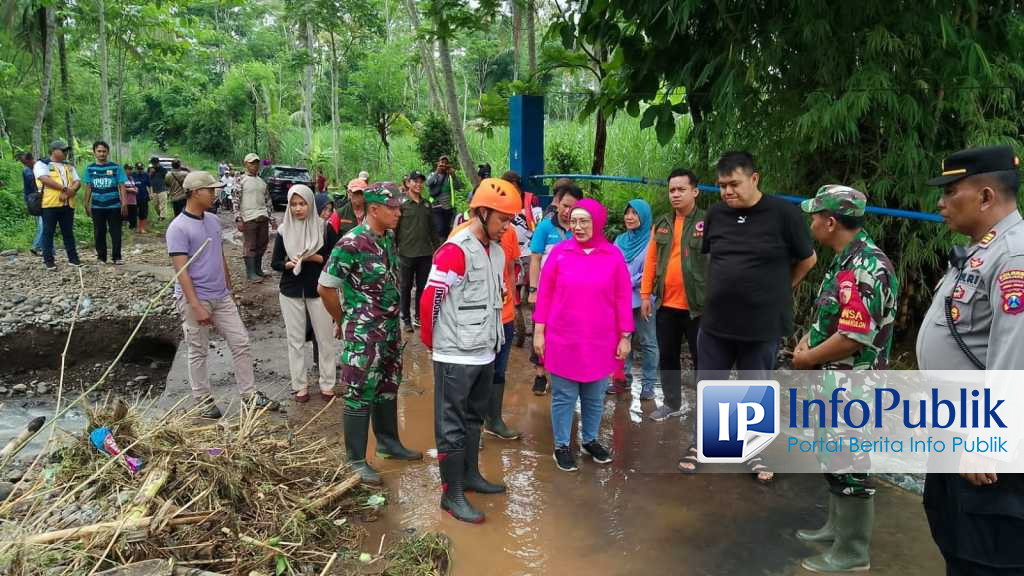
[89,427,143,474]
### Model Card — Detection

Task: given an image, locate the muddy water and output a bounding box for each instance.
[356,336,943,576]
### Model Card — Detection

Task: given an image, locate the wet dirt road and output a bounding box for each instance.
[155,313,943,576]
[357,336,943,576]
[143,211,943,575]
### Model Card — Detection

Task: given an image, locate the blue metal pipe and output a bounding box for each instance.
[530,174,944,223]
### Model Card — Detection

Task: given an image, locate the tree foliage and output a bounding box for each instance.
[576,0,1024,325]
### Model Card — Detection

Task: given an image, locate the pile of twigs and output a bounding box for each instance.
[0,398,370,575]
[0,243,452,576]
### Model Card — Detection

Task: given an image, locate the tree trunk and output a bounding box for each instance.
[437,33,478,189]
[512,0,521,82]
[328,30,340,183]
[526,0,537,75]
[301,20,315,164]
[98,0,111,144]
[58,15,74,162]
[378,117,394,180]
[590,107,607,175]
[115,39,128,157]
[404,0,445,113]
[32,7,56,158]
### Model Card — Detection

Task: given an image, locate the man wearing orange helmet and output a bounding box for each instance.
[419,178,522,524]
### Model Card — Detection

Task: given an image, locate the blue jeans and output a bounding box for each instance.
[624,307,659,394]
[550,374,609,448]
[32,216,44,251]
[41,207,79,265]
[493,322,515,386]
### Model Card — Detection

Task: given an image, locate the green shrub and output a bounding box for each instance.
[547,137,583,174]
[417,113,454,167]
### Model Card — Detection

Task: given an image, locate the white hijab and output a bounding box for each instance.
[278,184,324,275]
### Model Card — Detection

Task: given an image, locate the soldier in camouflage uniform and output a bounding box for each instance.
[791,185,899,573]
[318,185,422,485]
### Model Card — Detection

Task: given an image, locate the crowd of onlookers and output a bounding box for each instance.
[16,139,1022,574]
[17,140,190,269]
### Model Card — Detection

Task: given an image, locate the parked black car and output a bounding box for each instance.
[260,165,312,209]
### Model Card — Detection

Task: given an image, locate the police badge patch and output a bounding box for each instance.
[998,270,1024,315]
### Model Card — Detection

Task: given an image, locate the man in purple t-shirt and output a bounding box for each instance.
[166,171,279,418]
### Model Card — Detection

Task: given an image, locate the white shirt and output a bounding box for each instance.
[33,159,79,187]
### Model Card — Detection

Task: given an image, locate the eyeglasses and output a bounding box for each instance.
[569,218,593,227]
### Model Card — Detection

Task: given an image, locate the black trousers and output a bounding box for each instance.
[694,328,779,444]
[432,207,454,242]
[172,199,186,217]
[433,361,493,454]
[695,328,778,382]
[656,307,700,411]
[945,558,1022,576]
[126,205,138,229]
[41,206,80,265]
[91,207,122,262]
[399,255,432,323]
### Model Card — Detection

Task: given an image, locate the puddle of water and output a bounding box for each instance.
[0,402,88,456]
[355,337,944,576]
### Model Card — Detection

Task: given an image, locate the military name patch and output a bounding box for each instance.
[998,269,1024,315]
[979,229,997,248]
[836,270,870,334]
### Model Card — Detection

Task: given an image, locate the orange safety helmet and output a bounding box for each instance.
[469,178,522,215]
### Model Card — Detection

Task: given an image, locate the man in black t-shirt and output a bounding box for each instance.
[694,151,817,482]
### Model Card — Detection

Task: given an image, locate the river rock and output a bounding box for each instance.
[0,250,16,257]
[38,314,52,323]
[0,387,8,395]
[11,383,27,393]
[36,382,50,394]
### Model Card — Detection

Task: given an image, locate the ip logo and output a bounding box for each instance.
[697,381,780,463]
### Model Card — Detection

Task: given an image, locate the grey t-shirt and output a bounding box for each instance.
[166,210,229,301]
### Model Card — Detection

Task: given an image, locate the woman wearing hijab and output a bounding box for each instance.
[271,184,336,402]
[534,198,634,472]
[611,199,660,399]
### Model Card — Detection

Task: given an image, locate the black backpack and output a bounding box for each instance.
[24,190,42,216]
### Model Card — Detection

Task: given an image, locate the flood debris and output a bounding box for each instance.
[0,400,375,575]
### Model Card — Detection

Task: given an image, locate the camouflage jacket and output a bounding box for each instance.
[318,224,400,343]
[809,229,899,370]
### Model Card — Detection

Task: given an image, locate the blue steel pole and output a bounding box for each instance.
[530,174,943,223]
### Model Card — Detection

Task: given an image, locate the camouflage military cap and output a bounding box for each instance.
[801,185,867,217]
[364,185,401,207]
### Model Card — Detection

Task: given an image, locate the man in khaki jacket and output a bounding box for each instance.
[232,152,277,281]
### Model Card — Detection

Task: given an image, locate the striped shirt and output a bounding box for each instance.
[83,162,126,209]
